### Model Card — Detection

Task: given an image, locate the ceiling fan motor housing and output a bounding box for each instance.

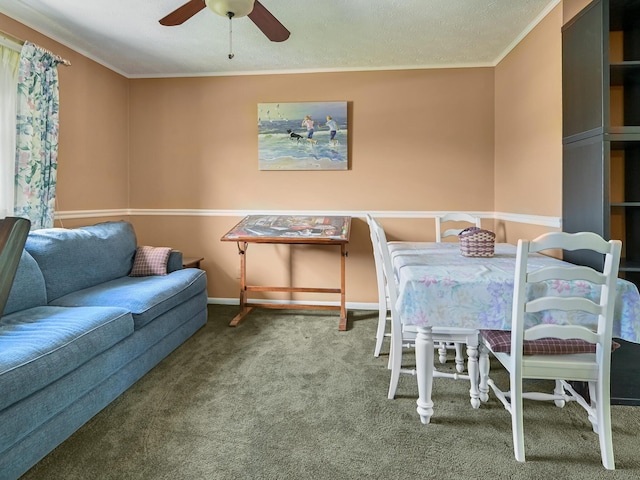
[205,0,255,18]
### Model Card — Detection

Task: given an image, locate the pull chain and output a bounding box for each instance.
[227,12,234,59]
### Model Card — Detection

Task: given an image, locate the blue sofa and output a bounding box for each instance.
[0,221,208,479]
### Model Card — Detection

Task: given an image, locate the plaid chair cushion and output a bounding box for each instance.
[481,329,620,355]
[129,246,172,277]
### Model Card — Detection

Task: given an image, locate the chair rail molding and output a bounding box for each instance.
[55,209,562,227]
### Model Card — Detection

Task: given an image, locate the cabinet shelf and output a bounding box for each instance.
[620,259,640,272]
[608,130,640,139]
[611,202,640,207]
[610,62,640,85]
[610,0,640,33]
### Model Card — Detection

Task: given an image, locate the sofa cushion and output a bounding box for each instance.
[50,269,207,329]
[130,246,172,277]
[0,306,133,411]
[25,221,137,302]
[2,250,47,316]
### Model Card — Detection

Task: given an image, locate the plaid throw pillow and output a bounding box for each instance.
[129,246,172,277]
[481,329,620,355]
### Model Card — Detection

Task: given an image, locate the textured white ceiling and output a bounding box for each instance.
[0,0,558,78]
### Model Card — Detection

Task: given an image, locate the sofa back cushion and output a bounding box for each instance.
[2,250,47,316]
[25,221,137,302]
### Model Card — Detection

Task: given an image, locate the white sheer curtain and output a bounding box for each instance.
[0,44,20,218]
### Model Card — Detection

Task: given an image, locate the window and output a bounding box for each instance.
[0,43,20,218]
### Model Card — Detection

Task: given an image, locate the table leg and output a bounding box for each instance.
[230,242,253,327]
[415,326,434,424]
[338,244,348,331]
[467,343,480,408]
[478,343,490,402]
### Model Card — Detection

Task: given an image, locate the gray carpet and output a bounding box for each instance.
[21,305,640,479]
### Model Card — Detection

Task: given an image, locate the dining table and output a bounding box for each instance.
[389,241,640,424]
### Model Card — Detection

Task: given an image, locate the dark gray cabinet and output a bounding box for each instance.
[562,0,640,405]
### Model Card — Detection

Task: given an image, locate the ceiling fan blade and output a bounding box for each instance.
[159,0,206,26]
[248,1,290,42]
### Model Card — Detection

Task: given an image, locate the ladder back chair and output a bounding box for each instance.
[435,212,482,243]
[367,213,467,365]
[434,212,482,366]
[366,214,391,358]
[367,215,481,406]
[479,231,622,470]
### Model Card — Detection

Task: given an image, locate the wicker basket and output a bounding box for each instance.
[458,227,495,257]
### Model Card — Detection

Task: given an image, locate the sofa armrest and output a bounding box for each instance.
[167,250,183,273]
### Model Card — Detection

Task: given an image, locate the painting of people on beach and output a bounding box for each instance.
[258,102,348,171]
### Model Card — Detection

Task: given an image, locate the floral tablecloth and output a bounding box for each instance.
[390,242,640,343]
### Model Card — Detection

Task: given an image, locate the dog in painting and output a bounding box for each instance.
[286,129,304,143]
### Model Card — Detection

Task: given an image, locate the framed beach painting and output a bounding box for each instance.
[258,101,348,171]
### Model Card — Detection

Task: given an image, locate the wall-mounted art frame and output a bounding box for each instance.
[258,101,348,171]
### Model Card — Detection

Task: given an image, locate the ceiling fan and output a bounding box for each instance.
[159,0,290,43]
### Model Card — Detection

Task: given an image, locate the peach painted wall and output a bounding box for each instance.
[128,70,494,211]
[493,4,563,244]
[127,69,495,303]
[563,0,593,23]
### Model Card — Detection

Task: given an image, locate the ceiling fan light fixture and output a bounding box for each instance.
[205,0,255,18]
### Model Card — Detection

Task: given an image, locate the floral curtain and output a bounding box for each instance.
[14,41,61,230]
[0,45,20,219]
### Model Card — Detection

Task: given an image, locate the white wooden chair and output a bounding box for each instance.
[368,215,481,406]
[366,214,391,358]
[434,212,482,366]
[479,232,622,470]
[366,213,459,363]
[435,212,482,243]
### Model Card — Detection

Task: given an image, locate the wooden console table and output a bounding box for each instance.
[221,215,351,330]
